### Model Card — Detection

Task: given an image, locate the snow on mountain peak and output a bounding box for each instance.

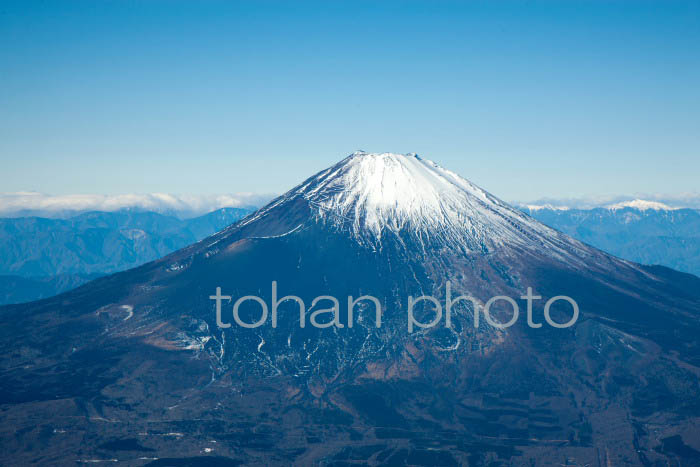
[295,151,496,235]
[521,204,571,212]
[240,152,594,262]
[606,199,678,211]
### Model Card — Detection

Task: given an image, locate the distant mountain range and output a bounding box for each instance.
[2,198,698,307]
[0,207,253,304]
[521,201,700,277]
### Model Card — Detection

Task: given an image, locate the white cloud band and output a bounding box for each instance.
[0,192,275,218]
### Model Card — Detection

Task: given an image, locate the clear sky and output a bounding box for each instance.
[1,0,698,202]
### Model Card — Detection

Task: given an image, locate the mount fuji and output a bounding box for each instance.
[1,152,699,465]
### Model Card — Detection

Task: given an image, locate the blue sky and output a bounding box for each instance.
[1,0,698,202]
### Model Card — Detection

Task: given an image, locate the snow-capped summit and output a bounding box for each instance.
[233,151,594,263]
[606,199,678,211]
[294,151,499,238]
[520,204,571,212]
